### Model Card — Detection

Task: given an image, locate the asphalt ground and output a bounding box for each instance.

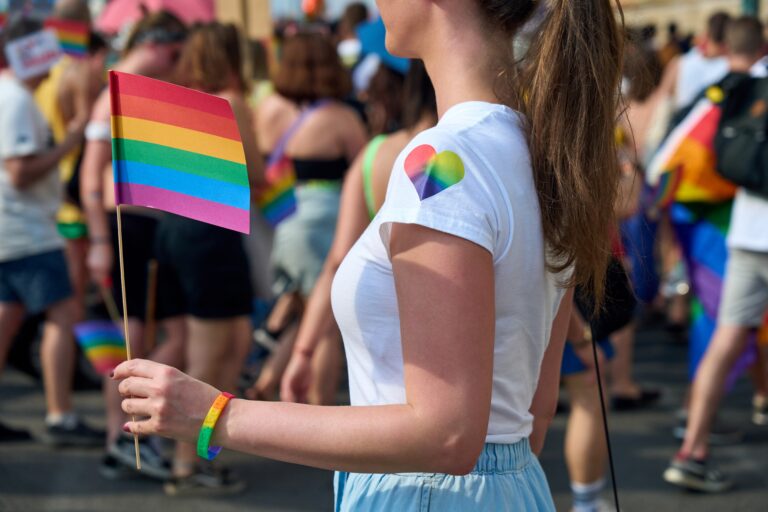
[1,323,767,511]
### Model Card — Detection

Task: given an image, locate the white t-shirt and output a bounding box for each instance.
[0,73,62,262]
[675,48,729,109]
[331,102,567,444]
[728,190,768,252]
[726,59,768,253]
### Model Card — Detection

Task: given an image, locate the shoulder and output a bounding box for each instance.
[315,100,363,127]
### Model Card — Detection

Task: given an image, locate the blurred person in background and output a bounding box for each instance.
[280,59,437,406]
[248,31,367,401]
[664,16,768,493]
[0,15,99,446]
[80,9,188,480]
[35,0,108,327]
[156,21,262,496]
[335,2,369,68]
[659,12,731,111]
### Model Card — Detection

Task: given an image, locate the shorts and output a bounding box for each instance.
[334,439,555,512]
[271,184,341,296]
[718,248,768,327]
[108,212,158,320]
[561,338,614,376]
[155,214,253,320]
[0,249,72,314]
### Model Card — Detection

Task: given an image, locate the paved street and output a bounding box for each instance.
[1,323,767,512]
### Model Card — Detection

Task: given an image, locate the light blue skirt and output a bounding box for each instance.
[334,439,555,511]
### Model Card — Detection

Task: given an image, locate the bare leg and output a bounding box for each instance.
[40,298,77,415]
[250,322,299,400]
[564,372,608,484]
[307,329,342,405]
[173,317,233,477]
[149,316,187,369]
[64,238,89,324]
[610,322,641,397]
[265,293,301,333]
[220,316,251,394]
[682,325,751,459]
[0,302,25,374]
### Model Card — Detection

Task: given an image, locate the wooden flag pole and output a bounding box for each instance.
[115,204,142,470]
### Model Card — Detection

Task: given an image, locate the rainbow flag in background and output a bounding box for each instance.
[647,92,737,209]
[256,155,297,227]
[74,320,126,376]
[44,18,89,58]
[109,71,250,233]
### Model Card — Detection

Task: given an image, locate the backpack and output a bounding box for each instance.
[714,75,768,197]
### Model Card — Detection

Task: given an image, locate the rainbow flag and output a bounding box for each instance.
[647,93,737,208]
[74,320,126,376]
[109,71,250,233]
[256,156,297,227]
[44,18,89,58]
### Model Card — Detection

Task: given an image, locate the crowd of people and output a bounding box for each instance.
[0,0,767,510]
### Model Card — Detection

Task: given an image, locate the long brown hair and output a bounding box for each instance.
[479,0,624,305]
[175,22,247,94]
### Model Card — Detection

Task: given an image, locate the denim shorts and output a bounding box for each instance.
[334,439,555,511]
[0,249,72,314]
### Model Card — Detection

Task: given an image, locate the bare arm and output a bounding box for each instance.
[281,149,373,402]
[4,127,82,189]
[341,108,369,163]
[528,287,573,455]
[80,93,114,285]
[117,224,495,475]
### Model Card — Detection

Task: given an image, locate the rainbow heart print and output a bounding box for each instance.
[404,144,465,200]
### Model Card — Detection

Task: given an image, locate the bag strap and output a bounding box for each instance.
[267,99,331,169]
[362,134,388,220]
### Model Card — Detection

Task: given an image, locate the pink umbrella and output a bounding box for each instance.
[96,0,216,35]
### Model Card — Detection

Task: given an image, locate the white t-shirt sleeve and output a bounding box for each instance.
[0,93,45,159]
[378,128,503,256]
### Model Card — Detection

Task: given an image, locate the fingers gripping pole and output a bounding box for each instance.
[116,205,142,470]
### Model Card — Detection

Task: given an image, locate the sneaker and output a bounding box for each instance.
[164,462,245,496]
[663,455,732,492]
[672,416,743,446]
[45,417,104,447]
[752,396,768,426]
[98,454,134,480]
[0,421,33,442]
[108,435,172,481]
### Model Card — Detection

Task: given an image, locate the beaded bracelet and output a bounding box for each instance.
[197,392,235,461]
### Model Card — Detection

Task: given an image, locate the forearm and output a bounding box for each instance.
[214,400,464,474]
[6,143,72,189]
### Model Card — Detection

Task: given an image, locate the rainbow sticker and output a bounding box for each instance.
[404,144,465,200]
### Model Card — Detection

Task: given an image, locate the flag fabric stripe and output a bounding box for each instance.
[110,70,250,234]
[88,346,128,360]
[113,139,249,187]
[113,94,242,141]
[261,189,297,225]
[44,18,89,33]
[112,115,245,164]
[59,41,87,56]
[44,18,89,58]
[114,160,250,210]
[54,29,88,44]
[116,183,249,232]
[111,70,234,118]
[78,334,125,348]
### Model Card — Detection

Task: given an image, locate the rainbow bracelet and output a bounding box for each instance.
[197,391,234,461]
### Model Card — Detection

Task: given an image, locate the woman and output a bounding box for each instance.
[249,31,367,400]
[154,22,261,495]
[280,59,437,405]
[80,10,187,479]
[115,1,622,509]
